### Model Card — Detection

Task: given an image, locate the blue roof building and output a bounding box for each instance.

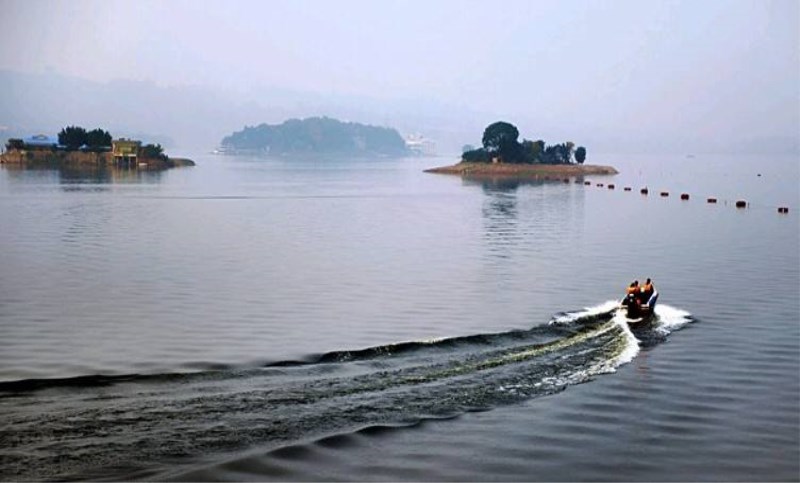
[23,134,59,148]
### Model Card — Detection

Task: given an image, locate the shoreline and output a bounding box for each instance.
[0,149,195,169]
[424,161,618,178]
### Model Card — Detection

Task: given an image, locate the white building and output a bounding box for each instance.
[404,134,436,156]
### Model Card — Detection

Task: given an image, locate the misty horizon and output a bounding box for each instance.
[1,0,798,155]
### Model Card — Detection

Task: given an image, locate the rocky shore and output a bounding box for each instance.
[424,161,617,178]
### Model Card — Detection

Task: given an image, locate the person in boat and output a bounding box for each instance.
[637,278,656,304]
[639,278,655,304]
[622,281,640,307]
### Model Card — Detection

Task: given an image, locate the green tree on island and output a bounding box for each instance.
[482,122,519,154]
[522,139,545,162]
[220,117,409,156]
[85,129,112,150]
[5,138,24,151]
[462,121,586,165]
[58,126,88,150]
[58,126,113,151]
[575,146,586,164]
[141,143,167,160]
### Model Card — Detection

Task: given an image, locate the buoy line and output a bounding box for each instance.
[578,180,791,214]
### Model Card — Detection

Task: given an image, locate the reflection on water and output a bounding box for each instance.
[0,154,797,482]
[1,165,164,188]
[465,176,526,193]
[463,176,588,265]
[477,179,520,262]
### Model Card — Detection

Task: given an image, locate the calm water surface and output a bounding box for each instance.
[0,153,797,481]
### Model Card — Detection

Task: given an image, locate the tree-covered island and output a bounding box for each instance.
[1,125,194,169]
[220,117,409,156]
[426,121,617,177]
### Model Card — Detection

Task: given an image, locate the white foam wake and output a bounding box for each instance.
[544,300,693,384]
[653,304,693,334]
[609,309,641,368]
[549,300,620,325]
[547,301,641,381]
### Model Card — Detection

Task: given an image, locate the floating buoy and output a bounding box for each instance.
[778,207,789,213]
[597,183,604,187]
[584,181,591,185]
[707,197,717,203]
[735,200,747,208]
[624,187,632,191]
[641,188,649,195]
[660,191,669,197]
[608,184,615,189]
[680,193,690,200]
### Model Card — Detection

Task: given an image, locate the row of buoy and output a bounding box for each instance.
[573,179,790,214]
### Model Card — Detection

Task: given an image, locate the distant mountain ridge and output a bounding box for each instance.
[2,69,795,155]
[221,117,410,156]
[0,69,480,154]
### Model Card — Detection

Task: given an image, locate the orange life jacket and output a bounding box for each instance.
[626,285,638,295]
[642,283,653,293]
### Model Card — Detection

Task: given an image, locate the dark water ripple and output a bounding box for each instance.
[1,155,798,481]
[0,306,687,481]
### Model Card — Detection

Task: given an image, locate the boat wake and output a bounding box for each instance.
[0,303,693,481]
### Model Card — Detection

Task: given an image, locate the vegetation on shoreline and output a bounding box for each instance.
[58,126,112,151]
[462,121,587,165]
[424,162,617,177]
[2,125,191,168]
[0,149,194,169]
[220,116,409,156]
[5,125,166,159]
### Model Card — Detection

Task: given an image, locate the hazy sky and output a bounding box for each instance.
[1,0,798,152]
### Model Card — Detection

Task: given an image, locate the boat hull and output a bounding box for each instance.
[621,290,658,322]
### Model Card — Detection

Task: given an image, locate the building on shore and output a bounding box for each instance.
[22,134,59,150]
[404,134,436,156]
[111,139,142,166]
[2,134,192,169]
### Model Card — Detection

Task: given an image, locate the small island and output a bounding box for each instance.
[0,126,194,169]
[219,116,410,157]
[425,121,617,178]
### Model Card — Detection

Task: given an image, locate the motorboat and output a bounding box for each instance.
[620,289,658,322]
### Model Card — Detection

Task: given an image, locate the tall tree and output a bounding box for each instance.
[5,138,24,151]
[564,141,575,163]
[482,121,519,152]
[58,126,88,150]
[575,146,587,164]
[86,128,112,149]
[141,143,166,159]
[481,121,521,162]
[521,139,545,163]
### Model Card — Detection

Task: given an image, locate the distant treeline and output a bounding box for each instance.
[462,121,586,165]
[221,117,409,156]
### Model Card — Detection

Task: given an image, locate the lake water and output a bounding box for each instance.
[0,153,798,481]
